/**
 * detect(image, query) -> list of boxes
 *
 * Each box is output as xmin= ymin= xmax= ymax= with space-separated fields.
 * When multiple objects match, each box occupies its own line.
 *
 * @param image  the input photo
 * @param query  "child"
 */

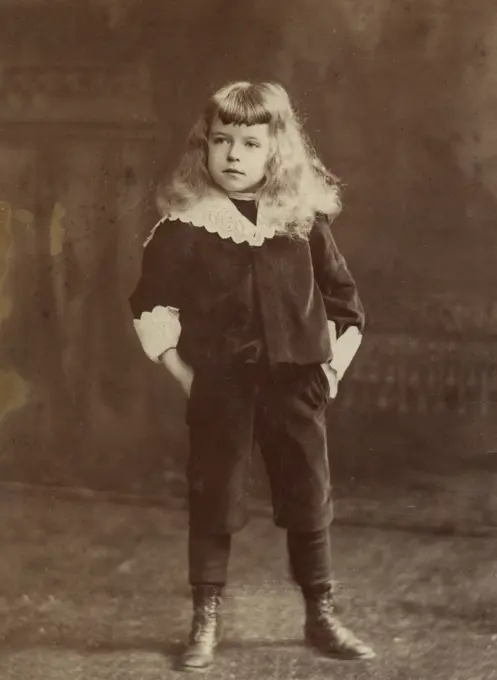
xmin=129 ymin=81 xmax=375 ymax=671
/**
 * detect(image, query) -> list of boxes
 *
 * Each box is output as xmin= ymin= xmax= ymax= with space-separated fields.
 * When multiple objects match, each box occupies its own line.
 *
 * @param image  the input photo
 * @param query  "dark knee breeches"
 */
xmin=186 ymin=363 xmax=333 ymax=535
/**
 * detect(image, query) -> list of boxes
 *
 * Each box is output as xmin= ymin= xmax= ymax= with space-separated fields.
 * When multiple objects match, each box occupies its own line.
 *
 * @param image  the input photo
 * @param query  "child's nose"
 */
xmin=227 ymin=144 xmax=241 ymax=161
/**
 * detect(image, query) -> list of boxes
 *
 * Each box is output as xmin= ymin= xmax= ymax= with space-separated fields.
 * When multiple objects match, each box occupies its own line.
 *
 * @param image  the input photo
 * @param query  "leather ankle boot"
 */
xmin=179 ymin=585 xmax=223 ymax=672
xmin=304 ymin=583 xmax=375 ymax=660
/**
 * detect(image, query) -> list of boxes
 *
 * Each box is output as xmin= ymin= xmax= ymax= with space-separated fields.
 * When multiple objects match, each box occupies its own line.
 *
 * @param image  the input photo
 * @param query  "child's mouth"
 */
xmin=224 ymin=169 xmax=245 ymax=175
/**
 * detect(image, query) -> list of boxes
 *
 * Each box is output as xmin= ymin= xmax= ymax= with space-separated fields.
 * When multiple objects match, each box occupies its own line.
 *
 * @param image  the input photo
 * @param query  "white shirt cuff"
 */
xmin=133 ymin=306 xmax=181 ymax=363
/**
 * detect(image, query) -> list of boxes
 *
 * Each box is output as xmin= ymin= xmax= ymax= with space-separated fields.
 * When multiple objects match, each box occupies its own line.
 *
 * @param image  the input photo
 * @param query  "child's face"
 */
xmin=207 ymin=117 xmax=270 ymax=194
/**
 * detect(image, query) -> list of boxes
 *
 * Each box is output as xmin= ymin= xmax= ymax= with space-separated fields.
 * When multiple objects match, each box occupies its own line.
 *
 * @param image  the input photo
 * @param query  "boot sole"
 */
xmin=305 ymin=633 xmax=376 ymax=661
xmin=179 ymin=663 xmax=213 ymax=673
xmin=177 ymin=650 xmax=216 ymax=674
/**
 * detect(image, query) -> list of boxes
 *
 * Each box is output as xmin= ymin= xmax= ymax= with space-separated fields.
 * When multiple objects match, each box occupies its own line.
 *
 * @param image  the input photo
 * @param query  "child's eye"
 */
xmin=212 ymin=137 xmax=227 ymax=145
xmin=245 ymin=141 xmax=260 ymax=149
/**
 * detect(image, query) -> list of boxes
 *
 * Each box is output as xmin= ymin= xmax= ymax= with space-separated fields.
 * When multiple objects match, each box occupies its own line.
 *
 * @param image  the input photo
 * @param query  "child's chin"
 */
xmin=217 ymin=178 xmax=254 ymax=193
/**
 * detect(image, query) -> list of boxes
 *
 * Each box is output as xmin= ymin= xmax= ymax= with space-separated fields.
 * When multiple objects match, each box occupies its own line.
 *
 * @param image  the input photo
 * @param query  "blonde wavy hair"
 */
xmin=157 ymin=81 xmax=342 ymax=239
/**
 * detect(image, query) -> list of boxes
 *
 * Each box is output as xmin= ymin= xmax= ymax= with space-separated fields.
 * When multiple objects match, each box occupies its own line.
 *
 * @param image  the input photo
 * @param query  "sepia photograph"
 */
xmin=0 ymin=1 xmax=496 ymax=678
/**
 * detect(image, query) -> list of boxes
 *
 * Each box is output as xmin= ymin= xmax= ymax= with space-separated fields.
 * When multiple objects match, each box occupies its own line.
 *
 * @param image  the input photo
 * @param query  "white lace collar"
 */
xmin=156 ymin=189 xmax=277 ymax=247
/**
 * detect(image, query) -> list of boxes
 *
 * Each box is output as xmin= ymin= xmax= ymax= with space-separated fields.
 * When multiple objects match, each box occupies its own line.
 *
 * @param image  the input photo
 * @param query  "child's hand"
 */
xmin=320 ymin=362 xmax=339 ymax=399
xmin=161 ymin=349 xmax=194 ymax=396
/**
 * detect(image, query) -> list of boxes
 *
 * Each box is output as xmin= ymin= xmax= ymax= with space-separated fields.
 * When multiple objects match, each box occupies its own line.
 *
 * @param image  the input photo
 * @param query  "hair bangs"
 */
xmin=215 ymin=86 xmax=271 ymax=126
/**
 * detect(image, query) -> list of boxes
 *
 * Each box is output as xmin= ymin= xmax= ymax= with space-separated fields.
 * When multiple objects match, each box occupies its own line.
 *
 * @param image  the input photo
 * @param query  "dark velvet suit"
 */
xmin=129 ymin=199 xmax=364 ymax=534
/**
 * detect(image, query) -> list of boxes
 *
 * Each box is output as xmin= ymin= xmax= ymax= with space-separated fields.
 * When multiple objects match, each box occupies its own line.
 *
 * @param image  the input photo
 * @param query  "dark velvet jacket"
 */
xmin=128 ymin=199 xmax=365 ymax=370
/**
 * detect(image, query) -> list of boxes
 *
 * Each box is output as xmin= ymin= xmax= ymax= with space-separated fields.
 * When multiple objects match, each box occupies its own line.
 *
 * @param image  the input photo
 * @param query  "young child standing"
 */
xmin=129 ymin=81 xmax=375 ymax=671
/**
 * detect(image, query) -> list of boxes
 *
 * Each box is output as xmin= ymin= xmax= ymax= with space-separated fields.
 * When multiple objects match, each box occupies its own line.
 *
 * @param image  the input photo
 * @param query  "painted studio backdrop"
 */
xmin=1 ymin=0 xmax=497 ymax=522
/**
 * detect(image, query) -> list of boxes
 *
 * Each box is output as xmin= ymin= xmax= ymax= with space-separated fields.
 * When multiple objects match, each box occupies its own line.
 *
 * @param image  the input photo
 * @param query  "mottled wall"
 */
xmin=1 ymin=0 xmax=497 ymax=501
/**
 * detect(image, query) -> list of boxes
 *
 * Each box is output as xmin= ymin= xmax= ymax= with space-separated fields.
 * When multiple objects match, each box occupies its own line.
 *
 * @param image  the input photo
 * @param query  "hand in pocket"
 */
xmin=320 ymin=362 xmax=339 ymax=399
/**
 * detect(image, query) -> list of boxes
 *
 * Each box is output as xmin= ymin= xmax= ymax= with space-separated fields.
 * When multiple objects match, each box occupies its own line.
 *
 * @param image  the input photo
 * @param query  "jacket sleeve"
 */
xmin=309 ymin=214 xmax=365 ymax=338
xmin=129 ymin=218 xmax=192 ymax=316
xmin=128 ymin=218 xmax=193 ymax=362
